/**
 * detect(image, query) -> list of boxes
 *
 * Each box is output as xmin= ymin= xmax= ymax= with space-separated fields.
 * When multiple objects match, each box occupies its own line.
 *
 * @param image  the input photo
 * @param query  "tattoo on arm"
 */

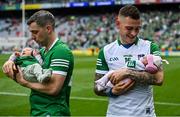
xmin=126 ymin=69 xmax=157 ymax=85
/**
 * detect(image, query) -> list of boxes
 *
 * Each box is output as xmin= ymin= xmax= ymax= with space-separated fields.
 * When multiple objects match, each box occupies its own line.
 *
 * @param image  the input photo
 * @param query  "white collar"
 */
xmin=47 ymin=37 xmax=59 ymax=51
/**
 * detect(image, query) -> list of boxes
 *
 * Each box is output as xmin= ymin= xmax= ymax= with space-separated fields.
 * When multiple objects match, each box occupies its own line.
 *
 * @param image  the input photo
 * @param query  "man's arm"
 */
xmin=126 ymin=68 xmax=164 ymax=86
xmin=109 ymin=67 xmax=164 ymax=86
xmin=2 ymin=60 xmax=64 ymax=96
xmin=15 ymin=67 xmax=65 ymax=96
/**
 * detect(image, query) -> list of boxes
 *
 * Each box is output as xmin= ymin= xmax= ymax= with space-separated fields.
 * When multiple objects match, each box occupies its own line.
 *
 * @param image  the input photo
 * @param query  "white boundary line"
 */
xmin=0 ymin=92 xmax=28 ymax=96
xmin=1 ymin=92 xmax=180 ymax=106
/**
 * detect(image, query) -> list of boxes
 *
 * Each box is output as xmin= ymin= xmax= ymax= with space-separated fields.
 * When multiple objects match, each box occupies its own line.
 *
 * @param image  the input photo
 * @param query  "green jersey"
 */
xmin=30 ymin=38 xmax=74 ymax=116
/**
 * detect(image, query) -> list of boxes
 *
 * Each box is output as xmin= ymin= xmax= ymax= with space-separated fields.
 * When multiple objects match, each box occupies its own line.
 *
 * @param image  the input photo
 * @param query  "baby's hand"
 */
xmin=141 ymin=56 xmax=148 ymax=65
xmin=32 ymin=49 xmax=40 ymax=56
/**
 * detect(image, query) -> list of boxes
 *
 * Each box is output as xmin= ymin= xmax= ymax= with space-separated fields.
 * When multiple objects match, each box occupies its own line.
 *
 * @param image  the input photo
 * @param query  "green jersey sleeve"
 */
xmin=150 ymin=42 xmax=161 ymax=56
xmin=96 ymin=48 xmax=109 ymax=74
xmin=50 ymin=47 xmax=73 ymax=76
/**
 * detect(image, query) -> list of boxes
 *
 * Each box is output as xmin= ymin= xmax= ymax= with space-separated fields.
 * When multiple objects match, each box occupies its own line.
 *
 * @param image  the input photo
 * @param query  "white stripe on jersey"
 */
xmin=153 ymin=51 xmax=161 ymax=55
xmin=97 ymin=59 xmax=102 ymax=66
xmin=97 ymin=61 xmax=102 ymax=64
xmin=96 ymin=63 xmax=102 ymax=66
xmin=51 ymin=64 xmax=69 ymax=68
xmin=51 ymin=59 xmax=70 ymax=67
xmin=53 ymin=70 xmax=67 ymax=76
xmin=95 ymin=70 xmax=108 ymax=74
xmin=52 ymin=61 xmax=69 ymax=65
xmin=51 ymin=59 xmax=69 ymax=63
xmin=97 ymin=60 xmax=102 ymax=63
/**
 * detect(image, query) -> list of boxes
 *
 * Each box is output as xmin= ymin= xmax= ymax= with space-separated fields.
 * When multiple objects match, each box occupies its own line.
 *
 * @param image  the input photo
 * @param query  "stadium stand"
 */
xmin=0 ymin=1 xmax=179 ymax=53
xmin=0 ymin=0 xmax=21 ymax=5
xmin=25 ymin=0 xmax=114 ymax=4
xmin=0 ymin=10 xmax=179 ymax=51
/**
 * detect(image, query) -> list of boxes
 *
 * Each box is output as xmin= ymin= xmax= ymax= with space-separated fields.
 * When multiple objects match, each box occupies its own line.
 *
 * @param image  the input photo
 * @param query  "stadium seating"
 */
xmin=0 ymin=10 xmax=179 ymax=52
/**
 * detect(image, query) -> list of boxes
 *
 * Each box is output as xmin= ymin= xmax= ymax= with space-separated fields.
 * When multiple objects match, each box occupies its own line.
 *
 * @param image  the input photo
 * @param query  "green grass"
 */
xmin=0 ymin=55 xmax=180 ymax=116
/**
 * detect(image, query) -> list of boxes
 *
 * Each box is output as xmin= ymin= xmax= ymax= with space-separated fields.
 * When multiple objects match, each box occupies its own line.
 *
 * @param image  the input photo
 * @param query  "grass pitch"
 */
xmin=0 ymin=54 xmax=180 ymax=116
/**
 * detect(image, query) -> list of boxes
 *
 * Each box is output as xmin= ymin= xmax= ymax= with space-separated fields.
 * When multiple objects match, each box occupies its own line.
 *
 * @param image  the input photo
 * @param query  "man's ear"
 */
xmin=46 ymin=25 xmax=53 ymax=34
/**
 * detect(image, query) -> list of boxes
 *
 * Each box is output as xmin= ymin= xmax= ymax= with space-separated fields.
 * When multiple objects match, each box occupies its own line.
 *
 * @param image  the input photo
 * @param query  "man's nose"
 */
xmin=131 ymin=30 xmax=138 ymax=37
xmin=31 ymin=34 xmax=36 ymax=40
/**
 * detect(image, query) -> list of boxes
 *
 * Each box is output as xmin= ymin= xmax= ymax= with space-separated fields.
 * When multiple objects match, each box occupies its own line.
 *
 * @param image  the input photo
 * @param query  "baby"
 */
xmin=9 ymin=47 xmax=52 ymax=83
xmin=95 ymin=54 xmax=169 ymax=91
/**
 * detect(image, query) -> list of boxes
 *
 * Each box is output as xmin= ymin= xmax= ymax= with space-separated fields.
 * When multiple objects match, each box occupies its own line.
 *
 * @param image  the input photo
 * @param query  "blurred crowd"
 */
xmin=0 ymin=0 xmax=116 ymax=5
xmin=26 ymin=0 xmax=113 ymax=4
xmin=0 ymin=10 xmax=179 ymax=52
xmin=0 ymin=0 xmax=21 ymax=5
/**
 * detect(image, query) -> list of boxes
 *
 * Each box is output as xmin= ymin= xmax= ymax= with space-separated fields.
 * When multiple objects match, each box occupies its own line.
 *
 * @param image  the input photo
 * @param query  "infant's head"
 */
xmin=21 ymin=47 xmax=33 ymax=56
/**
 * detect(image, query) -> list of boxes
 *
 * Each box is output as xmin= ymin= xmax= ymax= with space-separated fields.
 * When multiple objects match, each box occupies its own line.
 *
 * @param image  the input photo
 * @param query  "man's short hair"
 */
xmin=118 ymin=5 xmax=140 ymax=19
xmin=27 ymin=10 xmax=55 ymax=30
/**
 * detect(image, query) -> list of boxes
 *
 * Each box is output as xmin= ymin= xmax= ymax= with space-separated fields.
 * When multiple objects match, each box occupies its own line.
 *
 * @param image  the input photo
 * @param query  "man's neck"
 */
xmin=45 ymin=33 xmax=56 ymax=51
xmin=120 ymin=39 xmax=134 ymax=45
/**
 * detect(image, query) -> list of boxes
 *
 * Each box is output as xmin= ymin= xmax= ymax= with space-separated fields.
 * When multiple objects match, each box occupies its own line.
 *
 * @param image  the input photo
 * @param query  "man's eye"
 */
xmin=126 ymin=27 xmax=133 ymax=31
xmin=135 ymin=27 xmax=141 ymax=31
xmin=32 ymin=31 xmax=38 ymax=34
xmin=126 ymin=27 xmax=141 ymax=31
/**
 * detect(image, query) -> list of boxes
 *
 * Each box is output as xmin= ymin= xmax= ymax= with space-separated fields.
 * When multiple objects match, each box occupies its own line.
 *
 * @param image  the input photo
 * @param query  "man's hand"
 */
xmin=2 ymin=60 xmax=17 ymax=79
xmin=108 ymin=68 xmax=128 ymax=85
xmin=15 ymin=66 xmax=28 ymax=87
xmin=112 ymin=78 xmax=135 ymax=95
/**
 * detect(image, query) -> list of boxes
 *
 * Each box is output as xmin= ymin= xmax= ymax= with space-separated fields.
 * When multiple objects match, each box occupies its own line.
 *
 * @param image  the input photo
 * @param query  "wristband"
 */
xmin=105 ymin=87 xmax=119 ymax=98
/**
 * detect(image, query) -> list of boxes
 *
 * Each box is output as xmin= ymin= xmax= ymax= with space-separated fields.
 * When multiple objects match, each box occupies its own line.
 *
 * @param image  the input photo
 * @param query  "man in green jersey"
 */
xmin=94 ymin=5 xmax=164 ymax=116
xmin=2 ymin=10 xmax=74 ymax=116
